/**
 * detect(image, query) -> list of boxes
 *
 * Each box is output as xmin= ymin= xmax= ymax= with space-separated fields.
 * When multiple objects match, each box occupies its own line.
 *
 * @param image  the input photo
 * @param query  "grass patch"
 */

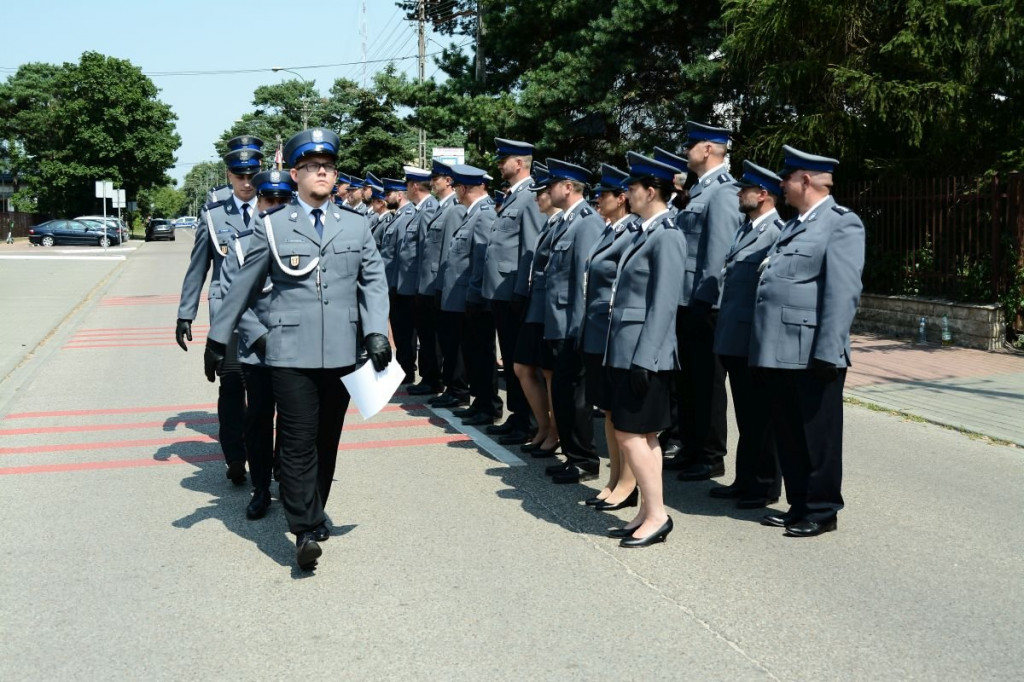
xmin=843 ymin=395 xmax=1019 ymax=447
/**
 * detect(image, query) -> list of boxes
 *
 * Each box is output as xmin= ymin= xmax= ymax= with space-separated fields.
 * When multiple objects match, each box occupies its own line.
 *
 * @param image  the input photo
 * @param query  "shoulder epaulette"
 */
xmin=832 ymin=205 xmax=851 ymax=215
xmin=774 ymin=218 xmax=786 ymax=228
xmin=717 ymin=174 xmax=731 ymax=184
xmin=336 ymin=203 xmax=363 ymax=216
xmin=579 ymin=205 xmax=594 ymax=217
xmin=203 ymin=198 xmax=229 ymax=211
xmin=259 ymin=204 xmax=288 ymax=219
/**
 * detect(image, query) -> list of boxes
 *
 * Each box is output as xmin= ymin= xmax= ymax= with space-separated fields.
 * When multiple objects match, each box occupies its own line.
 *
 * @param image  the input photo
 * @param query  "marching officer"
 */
xmin=176 ymin=140 xmax=264 ymax=485
xmin=482 ymin=138 xmax=544 ymax=444
xmin=710 ymin=160 xmax=784 ymax=509
xmin=204 ymin=128 xmax=392 ymax=569
xmin=383 ymin=173 xmax=420 ymax=384
xmin=671 ymin=122 xmax=742 ymax=482
xmin=750 ymin=145 xmax=865 ymax=537
xmin=206 ymin=135 xmax=262 ymax=203
xmin=542 ymin=158 xmax=604 ymax=484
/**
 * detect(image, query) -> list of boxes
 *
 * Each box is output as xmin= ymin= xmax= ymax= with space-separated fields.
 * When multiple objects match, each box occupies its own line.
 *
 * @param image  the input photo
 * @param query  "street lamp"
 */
xmin=272 ymin=66 xmax=312 ymax=129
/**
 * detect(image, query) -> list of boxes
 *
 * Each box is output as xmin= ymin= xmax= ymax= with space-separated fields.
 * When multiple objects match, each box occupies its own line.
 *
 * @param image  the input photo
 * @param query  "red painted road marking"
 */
xmin=3 ymin=402 xmax=422 ymax=421
xmin=0 ymin=417 xmax=220 ymax=437
xmin=0 ymin=434 xmax=473 ymax=475
xmin=0 ymin=415 xmax=440 ymax=455
xmin=65 ymin=340 xmax=207 ymax=350
xmin=75 ymin=326 xmax=210 ymax=334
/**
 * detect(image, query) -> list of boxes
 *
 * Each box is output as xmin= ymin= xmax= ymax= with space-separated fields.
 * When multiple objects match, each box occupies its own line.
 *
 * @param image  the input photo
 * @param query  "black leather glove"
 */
xmin=251 ymin=334 xmax=267 ymax=357
xmin=175 ymin=319 xmax=193 ymax=351
xmin=364 ymin=333 xmax=392 ymax=372
xmin=811 ymin=358 xmax=839 ymax=384
xmin=629 ymin=365 xmax=651 ymax=399
xmin=204 ymin=339 xmax=226 ymax=383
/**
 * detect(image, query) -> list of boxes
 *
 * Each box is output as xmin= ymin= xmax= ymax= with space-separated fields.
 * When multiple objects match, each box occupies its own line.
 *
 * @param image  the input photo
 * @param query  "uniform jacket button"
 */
xmin=322 ymin=283 xmax=328 ymax=289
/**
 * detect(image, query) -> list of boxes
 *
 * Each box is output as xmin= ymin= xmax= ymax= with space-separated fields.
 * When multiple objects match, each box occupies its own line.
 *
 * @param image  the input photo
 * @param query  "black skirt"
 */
xmin=583 ymin=352 xmax=612 ymax=411
xmin=608 ymin=366 xmax=674 ymax=434
xmin=513 ymin=322 xmax=554 ymax=370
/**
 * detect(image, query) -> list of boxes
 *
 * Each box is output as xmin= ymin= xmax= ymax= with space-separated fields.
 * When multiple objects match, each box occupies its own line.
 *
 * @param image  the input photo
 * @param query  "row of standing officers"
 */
xmin=176 ymin=122 xmax=865 ymax=569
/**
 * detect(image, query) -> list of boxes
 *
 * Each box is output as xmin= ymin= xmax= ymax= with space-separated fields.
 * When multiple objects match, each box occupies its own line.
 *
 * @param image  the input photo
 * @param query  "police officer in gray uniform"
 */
xmin=204 ymin=128 xmax=392 ymax=569
xmin=366 ymin=173 xmax=390 ymax=243
xmin=176 ymin=141 xmax=264 ymax=485
xmin=397 ymin=166 xmax=439 ymax=391
xmin=750 ymin=146 xmax=865 ymax=538
xmin=671 ymin=122 xmax=743 ymax=482
xmin=345 ymin=175 xmax=369 ymax=215
xmin=380 ymin=176 xmax=418 ymax=382
xmin=542 ymin=158 xmax=605 ymax=484
xmin=710 ymin=160 xmax=784 ymax=509
xmin=482 ymin=138 xmax=545 ymax=442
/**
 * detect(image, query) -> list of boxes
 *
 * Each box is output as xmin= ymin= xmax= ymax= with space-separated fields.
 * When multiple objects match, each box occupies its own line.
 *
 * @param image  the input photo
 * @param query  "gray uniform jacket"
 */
xmin=177 ymin=198 xmax=245 ymax=323
xmin=397 ymin=195 xmax=438 ymax=296
xmin=712 ymin=211 xmax=784 ymax=358
xmin=524 ymin=211 xmax=562 ymax=325
xmin=208 ymin=199 xmax=389 ymax=369
xmin=482 ymin=179 xmax=544 ymax=301
xmin=440 ymin=198 xmax=495 ymax=312
xmin=675 ymin=168 xmax=742 ymax=307
xmin=381 ymin=202 xmax=415 ymax=290
xmin=216 ymin=216 xmax=275 ymax=366
xmin=371 ymin=210 xmax=391 ymax=247
xmin=748 ymin=196 xmax=865 ymax=369
xmin=466 ymin=198 xmax=497 ymax=306
xmin=543 ymin=202 xmax=604 ymax=341
xmin=432 ymin=200 xmax=468 ymax=295
xmin=604 ymin=214 xmax=687 ymax=371
xmin=417 ymin=194 xmax=457 ymax=295
xmin=578 ymin=216 xmax=638 ymax=355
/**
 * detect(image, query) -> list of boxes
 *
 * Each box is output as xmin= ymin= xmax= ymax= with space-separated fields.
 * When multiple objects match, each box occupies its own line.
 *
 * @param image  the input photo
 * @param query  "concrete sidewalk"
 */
xmin=846 ymin=334 xmax=1024 ymax=446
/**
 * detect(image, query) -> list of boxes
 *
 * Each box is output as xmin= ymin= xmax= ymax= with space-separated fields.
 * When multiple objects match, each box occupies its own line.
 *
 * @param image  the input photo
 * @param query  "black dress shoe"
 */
xmin=761 ymin=512 xmax=799 ymax=528
xmin=462 ymin=413 xmax=495 ymax=426
xmin=520 ymin=442 xmax=541 ymax=453
xmin=545 ymin=460 xmax=571 ymax=475
xmin=295 ymin=532 xmax=322 ymax=569
xmin=662 ymin=454 xmax=693 ymax=471
xmin=402 ymin=372 xmax=416 ymax=385
xmin=594 ymin=487 xmax=639 ymax=511
xmin=661 ymin=441 xmax=682 ymax=459
xmin=485 ymin=421 xmax=516 ymax=435
xmin=709 ymin=483 xmax=743 ymax=499
xmin=451 ymin=406 xmax=478 ymax=418
xmin=313 ymin=522 xmax=330 ymax=542
xmin=676 ymin=459 xmax=725 ymax=481
xmin=497 ymin=429 xmax=531 ymax=445
xmin=246 ymin=489 xmax=271 ymax=519
xmin=551 ymin=463 xmax=599 ymax=484
xmin=226 ymin=460 xmax=247 ymax=485
xmin=607 ymin=526 xmax=640 ymax=538
xmin=620 ymin=517 xmax=673 ymax=548
xmin=736 ymin=496 xmax=779 ymax=510
xmin=784 ymin=518 xmax=837 ymax=537
xmin=407 ymin=381 xmax=442 ymax=396
xmin=531 ymin=442 xmax=560 ymax=458
xmin=431 ymin=393 xmax=467 ymax=408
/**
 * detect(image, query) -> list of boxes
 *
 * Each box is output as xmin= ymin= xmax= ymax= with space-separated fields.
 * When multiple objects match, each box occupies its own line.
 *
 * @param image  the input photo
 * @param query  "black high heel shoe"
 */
xmin=530 ymin=442 xmax=560 ymax=458
xmin=594 ymin=487 xmax=639 ymax=511
xmin=607 ymin=525 xmax=641 ymax=538
xmin=619 ymin=517 xmax=673 ymax=548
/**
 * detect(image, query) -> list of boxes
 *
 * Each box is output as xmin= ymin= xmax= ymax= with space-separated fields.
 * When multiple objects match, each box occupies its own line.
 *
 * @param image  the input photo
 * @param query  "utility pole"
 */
xmin=361 ymin=0 xmax=368 ymax=89
xmin=418 ymin=0 xmax=427 ymax=169
xmin=475 ymin=1 xmax=486 ymax=84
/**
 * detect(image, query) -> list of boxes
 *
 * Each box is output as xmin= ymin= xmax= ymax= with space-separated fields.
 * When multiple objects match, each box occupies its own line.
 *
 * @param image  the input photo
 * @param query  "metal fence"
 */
xmin=836 ymin=172 xmax=1024 ymax=305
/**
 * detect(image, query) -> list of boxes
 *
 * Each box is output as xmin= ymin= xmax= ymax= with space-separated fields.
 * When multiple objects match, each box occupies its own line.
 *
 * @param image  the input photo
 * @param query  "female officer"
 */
xmin=603 ymin=152 xmax=686 ymax=547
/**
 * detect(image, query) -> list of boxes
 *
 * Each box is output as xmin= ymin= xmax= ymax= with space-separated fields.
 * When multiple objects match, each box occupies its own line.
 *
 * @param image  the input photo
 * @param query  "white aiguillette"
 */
xmin=340 ymin=359 xmax=407 ymax=419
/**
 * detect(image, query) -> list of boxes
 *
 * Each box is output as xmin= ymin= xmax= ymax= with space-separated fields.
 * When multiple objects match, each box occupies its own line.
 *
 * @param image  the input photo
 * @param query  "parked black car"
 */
xmin=28 ymin=219 xmax=122 ymax=247
xmin=145 ymin=218 xmax=175 ymax=241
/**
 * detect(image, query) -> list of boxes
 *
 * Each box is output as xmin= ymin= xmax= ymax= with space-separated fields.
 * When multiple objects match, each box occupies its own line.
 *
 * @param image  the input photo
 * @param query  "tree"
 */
xmin=180 ymin=160 xmax=227 ymax=215
xmin=137 ymin=185 xmax=185 ymax=218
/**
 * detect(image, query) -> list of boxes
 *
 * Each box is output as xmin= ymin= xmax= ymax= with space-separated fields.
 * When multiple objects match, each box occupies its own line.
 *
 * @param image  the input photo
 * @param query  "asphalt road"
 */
xmin=0 ymin=232 xmax=1021 ymax=680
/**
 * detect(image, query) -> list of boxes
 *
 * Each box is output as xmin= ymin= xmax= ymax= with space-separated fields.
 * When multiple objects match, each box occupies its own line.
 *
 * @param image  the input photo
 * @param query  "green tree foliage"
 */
xmin=180 ymin=160 xmax=227 ymax=215
xmin=137 ymin=185 xmax=186 ymax=218
xmin=0 ymin=52 xmax=180 ymax=216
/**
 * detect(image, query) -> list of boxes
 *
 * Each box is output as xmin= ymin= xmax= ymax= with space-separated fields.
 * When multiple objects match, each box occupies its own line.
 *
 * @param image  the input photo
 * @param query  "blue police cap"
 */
xmin=448 ymin=164 xmax=488 ymax=186
xmin=779 ymin=145 xmax=839 ymax=176
xmin=625 ymin=151 xmax=678 ymax=183
xmin=430 ymin=159 xmax=454 ymax=177
xmin=494 ymin=137 xmax=535 ymax=159
xmin=546 ymin=158 xmax=591 ymax=185
xmin=404 ymin=165 xmax=431 ymax=183
xmin=335 ymin=172 xmax=352 ymax=186
xmin=365 ymin=171 xmax=383 ymax=189
xmin=223 ymin=148 xmax=263 ymax=175
xmin=252 ymin=169 xmax=295 ymax=198
xmin=226 ymin=135 xmax=264 ymax=151
xmin=684 ymin=121 xmax=731 ymax=147
xmin=736 ymin=159 xmax=783 ymax=195
xmin=283 ymin=128 xmax=340 ymax=166
xmin=528 ymin=163 xmax=550 ymax=192
xmin=347 ymin=175 xmax=364 ymax=189
xmin=371 ymin=187 xmax=386 ymax=201
xmin=653 ymin=146 xmax=688 ymax=173
xmin=593 ymin=163 xmax=629 ymax=194
xmin=382 ymin=177 xmax=407 ymax=192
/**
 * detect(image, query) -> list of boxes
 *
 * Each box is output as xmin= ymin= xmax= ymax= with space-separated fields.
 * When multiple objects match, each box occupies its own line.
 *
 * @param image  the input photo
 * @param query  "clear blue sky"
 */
xmin=0 ymin=0 xmax=461 ymax=184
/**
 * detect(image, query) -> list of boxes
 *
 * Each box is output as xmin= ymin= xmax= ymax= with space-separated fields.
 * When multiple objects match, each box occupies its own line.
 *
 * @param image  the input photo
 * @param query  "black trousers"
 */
xmin=491 ymin=299 xmax=530 ymax=429
xmin=675 ymin=307 xmax=728 ymax=463
xmin=548 ymin=340 xmax=596 ymax=464
xmin=435 ymin=308 xmax=470 ymax=399
xmin=241 ymin=363 xmax=276 ymax=493
xmin=270 ymin=366 xmax=353 ymax=534
xmin=389 ymin=291 xmax=417 ymax=376
xmin=766 ymin=368 xmax=846 ymax=523
xmin=463 ymin=309 xmax=502 ymax=417
xmin=217 ymin=331 xmax=247 ymax=465
xmin=719 ymin=355 xmax=780 ymax=499
xmin=413 ymin=294 xmax=442 ymax=386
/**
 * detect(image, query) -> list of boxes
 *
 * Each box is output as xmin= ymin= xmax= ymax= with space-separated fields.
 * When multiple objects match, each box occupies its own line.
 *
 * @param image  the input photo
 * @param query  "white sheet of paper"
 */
xmin=340 ymin=360 xmax=406 ymax=419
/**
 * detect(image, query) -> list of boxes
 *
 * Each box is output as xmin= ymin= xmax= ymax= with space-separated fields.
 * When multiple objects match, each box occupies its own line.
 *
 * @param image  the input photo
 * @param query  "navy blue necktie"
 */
xmin=311 ymin=208 xmax=323 ymax=238
xmin=242 ymin=203 xmax=251 ymax=227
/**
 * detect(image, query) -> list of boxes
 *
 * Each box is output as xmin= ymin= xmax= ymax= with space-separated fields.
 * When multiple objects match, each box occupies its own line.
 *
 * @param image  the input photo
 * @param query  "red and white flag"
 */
xmin=274 ymin=145 xmax=284 ymax=170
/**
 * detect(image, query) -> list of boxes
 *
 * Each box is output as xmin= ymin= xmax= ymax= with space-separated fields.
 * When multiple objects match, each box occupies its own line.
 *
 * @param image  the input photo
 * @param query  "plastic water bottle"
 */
xmin=941 ymin=315 xmax=952 ymax=346
xmin=917 ymin=317 xmax=927 ymax=344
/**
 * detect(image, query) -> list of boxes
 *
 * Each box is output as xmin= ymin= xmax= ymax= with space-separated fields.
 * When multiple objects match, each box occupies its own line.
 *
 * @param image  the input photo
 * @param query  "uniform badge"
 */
xmin=311 ymin=129 xmax=324 ymax=142
xmin=290 ymin=255 xmax=300 ymax=267
xmin=220 ymin=244 xmax=229 ymax=255
xmin=290 ymin=212 xmax=298 ymax=219
xmin=758 ymin=224 xmax=766 ymax=233
xmin=270 ymin=170 xmax=281 ymax=183
xmin=239 ymin=150 xmax=251 ymax=161
xmin=333 ymin=213 xmax=340 ymax=220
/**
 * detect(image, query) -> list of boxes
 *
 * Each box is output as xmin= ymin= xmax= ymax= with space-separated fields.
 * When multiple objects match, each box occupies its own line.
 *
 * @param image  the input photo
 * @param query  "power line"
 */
xmin=140 ymin=51 xmax=446 ymax=78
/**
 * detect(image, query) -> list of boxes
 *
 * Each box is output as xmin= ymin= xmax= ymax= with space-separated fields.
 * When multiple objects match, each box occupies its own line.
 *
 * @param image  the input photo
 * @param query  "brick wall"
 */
xmin=853 ymin=294 xmax=1005 ymax=350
